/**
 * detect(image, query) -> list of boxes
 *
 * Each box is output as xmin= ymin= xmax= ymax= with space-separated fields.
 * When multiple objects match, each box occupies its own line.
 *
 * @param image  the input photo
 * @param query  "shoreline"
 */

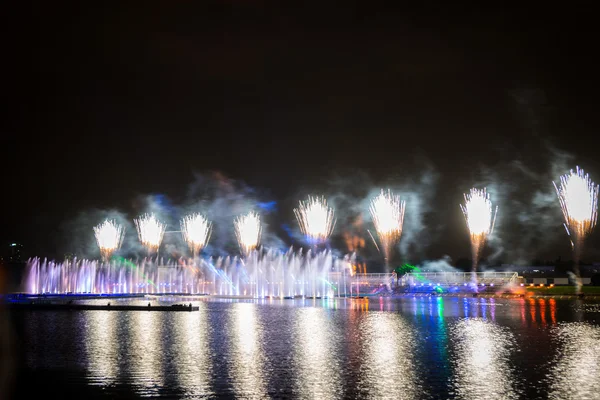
xmin=387 ymin=293 xmax=600 ymax=299
xmin=4 ymin=292 xmax=600 ymax=302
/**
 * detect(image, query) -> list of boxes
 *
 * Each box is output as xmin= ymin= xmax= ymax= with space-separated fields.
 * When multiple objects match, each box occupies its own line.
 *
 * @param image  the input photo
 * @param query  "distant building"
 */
xmin=8 ymin=243 xmax=23 ymax=263
xmin=1 ymin=243 xmax=26 ymax=292
xmin=496 ymin=264 xmax=555 ymax=274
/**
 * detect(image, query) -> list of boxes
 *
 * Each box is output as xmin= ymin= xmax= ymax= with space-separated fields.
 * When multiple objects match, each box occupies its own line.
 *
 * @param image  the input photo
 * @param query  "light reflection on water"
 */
xmin=129 ymin=311 xmax=164 ymax=395
xmin=171 ymin=305 xmax=212 ymax=398
xmin=548 ymin=322 xmax=600 ymax=400
xmin=10 ymin=296 xmax=600 ymax=399
xmin=449 ymin=318 xmax=520 ymax=399
xmin=360 ymin=312 xmax=420 ymax=399
xmin=293 ymin=307 xmax=343 ymax=399
xmin=84 ymin=310 xmax=118 ymax=386
xmin=230 ymin=303 xmax=268 ymax=399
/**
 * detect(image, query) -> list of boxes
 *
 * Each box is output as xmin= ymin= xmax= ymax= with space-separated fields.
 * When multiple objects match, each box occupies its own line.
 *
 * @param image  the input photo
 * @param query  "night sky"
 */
xmin=3 ymin=4 xmax=599 ymax=268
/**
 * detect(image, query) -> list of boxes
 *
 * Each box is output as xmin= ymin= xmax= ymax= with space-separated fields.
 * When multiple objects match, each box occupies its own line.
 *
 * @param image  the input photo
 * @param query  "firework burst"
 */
xmin=369 ymin=189 xmax=405 ymax=264
xmin=234 ymin=211 xmax=262 ymax=254
xmin=460 ymin=188 xmax=498 ymax=270
xmin=181 ymin=213 xmax=212 ymax=256
xmin=294 ymin=196 xmax=336 ymax=243
xmin=134 ymin=213 xmax=166 ymax=254
xmin=93 ymin=220 xmax=124 ymax=261
xmin=554 ymin=166 xmax=599 ymax=246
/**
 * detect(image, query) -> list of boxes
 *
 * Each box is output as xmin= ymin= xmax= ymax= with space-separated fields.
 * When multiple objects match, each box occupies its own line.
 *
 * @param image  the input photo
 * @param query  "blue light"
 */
xmin=258 ymin=201 xmax=277 ymax=212
xmin=281 ymin=224 xmax=294 ymax=238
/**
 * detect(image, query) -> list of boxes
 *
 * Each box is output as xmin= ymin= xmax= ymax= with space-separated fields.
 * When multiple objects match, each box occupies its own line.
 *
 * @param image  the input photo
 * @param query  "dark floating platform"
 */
xmin=6 ymin=302 xmax=199 ymax=312
xmin=6 ymin=293 xmax=208 ymax=300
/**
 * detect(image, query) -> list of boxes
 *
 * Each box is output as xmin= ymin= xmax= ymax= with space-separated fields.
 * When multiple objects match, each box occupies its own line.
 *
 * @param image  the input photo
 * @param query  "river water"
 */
xmin=5 ymin=296 xmax=600 ymax=399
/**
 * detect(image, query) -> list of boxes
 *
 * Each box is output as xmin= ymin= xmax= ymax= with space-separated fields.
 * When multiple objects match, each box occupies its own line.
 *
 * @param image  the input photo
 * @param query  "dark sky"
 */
xmin=2 ymin=3 xmax=599 ymax=266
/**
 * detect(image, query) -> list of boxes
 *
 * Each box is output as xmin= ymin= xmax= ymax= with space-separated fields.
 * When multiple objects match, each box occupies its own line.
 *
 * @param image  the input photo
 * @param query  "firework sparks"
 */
xmin=94 ymin=220 xmax=124 ymax=261
xmin=294 ymin=196 xmax=335 ymax=243
xmin=134 ymin=213 xmax=166 ymax=253
xmin=369 ymin=189 xmax=405 ymax=263
xmin=181 ymin=213 xmax=212 ymax=256
xmin=554 ymin=166 xmax=599 ymax=245
xmin=460 ymin=188 xmax=498 ymax=270
xmin=234 ymin=211 xmax=262 ymax=254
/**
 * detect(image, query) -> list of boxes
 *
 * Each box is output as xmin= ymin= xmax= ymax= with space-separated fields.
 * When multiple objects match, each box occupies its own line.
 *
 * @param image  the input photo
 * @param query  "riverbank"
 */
xmin=384 ymin=286 xmax=600 ymax=299
xmin=387 ymin=293 xmax=600 ymax=299
xmin=524 ymin=286 xmax=600 ymax=295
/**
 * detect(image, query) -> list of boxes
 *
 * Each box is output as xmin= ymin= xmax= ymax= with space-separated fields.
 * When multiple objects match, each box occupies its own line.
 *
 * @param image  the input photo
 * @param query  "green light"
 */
xmin=113 ymin=256 xmax=157 ymax=288
xmin=395 ymin=263 xmax=426 ymax=282
xmin=321 ymin=278 xmax=337 ymax=291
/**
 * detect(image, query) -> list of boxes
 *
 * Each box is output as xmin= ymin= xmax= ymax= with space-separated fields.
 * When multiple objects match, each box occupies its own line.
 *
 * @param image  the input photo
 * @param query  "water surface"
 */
xmin=6 ymin=296 xmax=600 ymax=399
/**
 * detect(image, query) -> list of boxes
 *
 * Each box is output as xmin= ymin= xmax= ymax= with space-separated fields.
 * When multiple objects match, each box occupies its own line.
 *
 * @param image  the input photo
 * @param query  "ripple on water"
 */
xmin=547 ymin=322 xmax=600 ymax=400
xmin=449 ymin=318 xmax=521 ymax=400
xmin=11 ymin=297 xmax=600 ymax=399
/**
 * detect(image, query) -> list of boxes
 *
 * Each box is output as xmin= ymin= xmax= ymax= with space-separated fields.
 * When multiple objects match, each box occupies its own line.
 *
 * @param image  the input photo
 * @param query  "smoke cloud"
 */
xmin=419 ymin=255 xmax=459 ymax=272
xmin=319 ymin=157 xmax=441 ymax=269
xmin=58 ymin=208 xmax=137 ymax=259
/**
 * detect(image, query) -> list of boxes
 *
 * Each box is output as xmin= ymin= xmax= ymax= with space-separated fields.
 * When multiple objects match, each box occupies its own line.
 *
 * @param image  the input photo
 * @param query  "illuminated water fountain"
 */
xmin=23 ymin=249 xmax=356 ymax=298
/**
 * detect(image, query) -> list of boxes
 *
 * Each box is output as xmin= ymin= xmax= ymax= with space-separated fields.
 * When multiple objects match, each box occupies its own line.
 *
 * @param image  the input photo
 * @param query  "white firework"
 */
xmin=134 ymin=213 xmax=166 ymax=253
xmin=294 ymin=196 xmax=335 ymax=243
xmin=234 ymin=211 xmax=262 ymax=254
xmin=369 ymin=189 xmax=405 ymax=261
xmin=554 ymin=166 xmax=599 ymax=242
xmin=181 ymin=213 xmax=212 ymax=256
xmin=460 ymin=188 xmax=498 ymax=269
xmin=93 ymin=220 xmax=124 ymax=261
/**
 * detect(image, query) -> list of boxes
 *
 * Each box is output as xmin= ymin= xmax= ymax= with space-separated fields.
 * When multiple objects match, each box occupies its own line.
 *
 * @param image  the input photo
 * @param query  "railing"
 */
xmin=331 ymin=273 xmax=394 ymax=284
xmin=401 ymin=272 xmax=519 ymax=286
xmin=325 ymin=272 xmax=395 ymax=296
